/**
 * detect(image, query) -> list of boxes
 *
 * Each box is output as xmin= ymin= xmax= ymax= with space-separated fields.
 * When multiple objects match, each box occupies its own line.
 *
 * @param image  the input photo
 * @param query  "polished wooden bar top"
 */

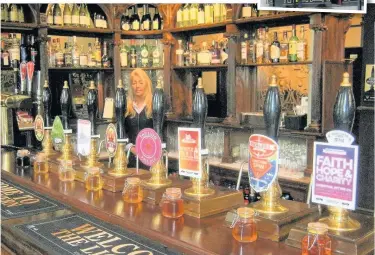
xmin=1 ymin=150 xmax=301 ymax=255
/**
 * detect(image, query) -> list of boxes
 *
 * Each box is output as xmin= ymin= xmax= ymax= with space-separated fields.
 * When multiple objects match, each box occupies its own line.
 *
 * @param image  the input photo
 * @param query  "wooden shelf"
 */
xmin=49 ymin=67 xmax=113 ymax=72
xmin=1 ymin=22 xmax=38 ymax=32
xmin=238 ymin=61 xmax=313 ymax=67
xmin=167 ymin=21 xmax=230 ymax=35
xmin=121 ymin=29 xmax=164 ymax=37
xmin=47 ymin=25 xmax=113 ymax=36
xmin=235 ymin=12 xmax=311 ymax=26
xmin=173 ymin=64 xmax=227 ymax=70
xmin=121 ymin=67 xmax=163 ymax=71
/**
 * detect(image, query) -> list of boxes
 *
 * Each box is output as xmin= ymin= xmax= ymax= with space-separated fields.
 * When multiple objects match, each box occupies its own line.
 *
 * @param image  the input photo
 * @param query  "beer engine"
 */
xmin=41 ymin=80 xmax=56 ymax=156
xmin=57 ymin=81 xmax=76 ymax=163
xmin=286 ymin=73 xmax=374 ymax=254
xmin=182 ymin=78 xmax=243 ymax=218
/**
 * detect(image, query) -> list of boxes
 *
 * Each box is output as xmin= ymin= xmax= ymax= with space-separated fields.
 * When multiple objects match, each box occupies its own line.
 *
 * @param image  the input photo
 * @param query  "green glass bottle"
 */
xmin=71 ymin=3 xmax=79 ymax=27
xmin=85 ymin=4 xmax=91 ymax=28
xmin=2 ymin=4 xmax=9 ymax=22
xmin=53 ymin=4 xmax=63 ymax=26
xmin=288 ymin=24 xmax=298 ymax=62
xmin=63 ymin=4 xmax=72 ymax=26
xmin=9 ymin=4 xmax=18 ymax=23
xmin=46 ymin=5 xmax=53 ymax=25
xmin=18 ymin=5 xmax=24 ymax=23
xmin=79 ymin=4 xmax=87 ymax=27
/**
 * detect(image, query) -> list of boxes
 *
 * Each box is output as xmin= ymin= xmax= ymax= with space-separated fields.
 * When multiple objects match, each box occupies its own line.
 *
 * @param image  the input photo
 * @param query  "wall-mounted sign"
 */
xmin=34 ymin=115 xmax=44 ymax=142
xmin=51 ymin=116 xmax=64 ymax=151
xmin=178 ymin=127 xmax=201 ymax=178
xmin=312 ymin=142 xmax=359 ymax=210
xmin=77 ymin=119 xmax=91 ymax=156
xmin=364 ymin=64 xmax=375 ymax=102
xmin=105 ymin=124 xmax=117 ymax=158
xmin=136 ymin=128 xmax=162 ymax=167
xmin=248 ymin=134 xmax=279 ymax=193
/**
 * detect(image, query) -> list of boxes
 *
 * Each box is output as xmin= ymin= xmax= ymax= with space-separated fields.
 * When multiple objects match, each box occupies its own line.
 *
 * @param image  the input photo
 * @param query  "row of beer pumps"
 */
xmin=35 ymin=71 xmax=373 ymax=253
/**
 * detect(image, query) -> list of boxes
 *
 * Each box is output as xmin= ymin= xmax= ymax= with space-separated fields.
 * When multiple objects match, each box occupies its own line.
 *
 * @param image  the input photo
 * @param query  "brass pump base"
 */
xmin=108 ymin=142 xmax=128 ymax=177
xmin=184 ymin=159 xmax=215 ymax=198
xmin=57 ymin=132 xmax=76 ymax=162
xmin=144 ymin=159 xmax=172 ymax=188
xmin=252 ymin=180 xmax=289 ymax=214
xmin=42 ymin=128 xmax=56 ymax=156
xmin=81 ymin=137 xmax=103 ymax=169
xmin=319 ymin=206 xmax=361 ymax=232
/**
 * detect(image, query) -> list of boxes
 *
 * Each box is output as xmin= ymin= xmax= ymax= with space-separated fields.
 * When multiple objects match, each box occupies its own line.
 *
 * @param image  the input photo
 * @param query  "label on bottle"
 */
xmin=198 ymin=11 xmax=205 ymax=24
xmin=131 ymin=56 xmax=136 ymax=67
xmin=256 ymin=43 xmax=263 ymax=59
xmin=79 ymin=55 xmax=88 ymax=66
xmin=152 ymin=20 xmax=159 ymax=30
xmin=54 ymin=16 xmax=63 ymax=25
xmin=270 ymin=45 xmax=280 ymax=59
xmin=56 ymin=52 xmax=64 ymax=66
xmin=9 ymin=47 xmax=20 ymax=61
xmin=72 ymin=15 xmax=79 ymax=25
xmin=132 ymin=20 xmax=139 ymax=30
xmin=289 ymin=41 xmax=297 ymax=55
xmin=63 ymin=15 xmax=72 ymax=25
xmin=242 ymin=7 xmax=252 ymax=18
xmin=72 ymin=54 xmax=79 ymax=66
xmin=10 ymin=11 xmax=18 ymax=22
xmin=280 ymin=43 xmax=288 ymax=60
xmin=141 ymin=49 xmax=149 ymax=58
xmin=241 ymin=42 xmax=247 ymax=60
xmin=297 ymin=42 xmax=305 ymax=61
xmin=64 ymin=54 xmax=72 ymax=65
xmin=120 ymin=52 xmax=127 ymax=67
xmin=47 ymin=15 xmax=53 ymax=24
xmin=80 ymin=16 xmax=87 ymax=26
xmin=143 ymin=20 xmax=150 ymax=30
xmin=122 ymin=23 xmax=130 ymax=31
xmin=3 ymin=53 xmax=9 ymax=66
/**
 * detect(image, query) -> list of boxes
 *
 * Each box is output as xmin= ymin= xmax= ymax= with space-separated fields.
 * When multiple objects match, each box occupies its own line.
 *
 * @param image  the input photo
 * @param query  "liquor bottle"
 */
xmin=183 ymin=4 xmax=190 ymax=27
xmin=213 ymin=3 xmax=221 ymax=23
xmin=87 ymin=43 xmax=95 ymax=67
xmin=9 ymin=34 xmax=20 ymax=68
xmin=263 ymin=27 xmax=271 ymax=64
xmin=102 ymin=41 xmax=110 ymax=67
xmin=212 ymin=41 xmax=221 ymax=64
xmin=94 ymin=38 xmax=101 ymax=67
xmin=85 ymin=4 xmax=91 ymax=28
xmin=197 ymin=41 xmax=211 ymax=65
xmin=270 ymin=32 xmax=280 ymax=63
xmin=248 ymin=32 xmax=256 ymax=63
xmin=242 ymin=4 xmax=252 ymax=18
xmin=18 ymin=5 xmax=24 ymax=23
xmin=48 ymin=38 xmax=55 ymax=67
xmin=204 ymin=4 xmax=213 ymax=24
xmin=71 ymin=3 xmax=80 ymax=27
xmin=288 ymin=24 xmax=298 ymax=62
xmin=46 ymin=6 xmax=53 ymax=25
xmin=152 ymin=8 xmax=161 ymax=30
xmin=176 ymin=5 xmax=183 ymax=28
xmin=79 ymin=46 xmax=87 ymax=67
xmin=130 ymin=40 xmax=137 ymax=68
xmin=55 ymin=39 xmax=64 ymax=67
xmin=20 ymin=34 xmax=28 ymax=64
xmin=221 ymin=4 xmax=227 ymax=22
xmin=79 ymin=4 xmax=87 ymax=27
xmin=141 ymin=5 xmax=151 ymax=31
xmin=189 ymin=42 xmax=196 ymax=66
xmin=72 ymin=36 xmax=80 ymax=67
xmin=131 ymin=5 xmax=140 ymax=30
xmin=190 ymin=4 xmax=198 ymax=26
xmin=256 ymin=29 xmax=264 ymax=64
xmin=53 ymin=3 xmax=63 ymax=26
xmin=197 ymin=4 xmax=205 ymax=25
xmin=9 ymin=4 xmax=18 ymax=23
xmin=241 ymin=33 xmax=248 ymax=65
xmin=183 ymin=41 xmax=190 ymax=66
xmin=120 ymin=42 xmax=128 ymax=67
xmin=63 ymin=4 xmax=72 ymax=26
xmin=152 ymin=40 xmax=161 ymax=67
xmin=280 ymin=31 xmax=288 ymax=63
xmin=1 ymin=40 xmax=10 ymax=68
xmin=1 ymin=4 xmax=9 ymax=22
xmin=297 ymin=26 xmax=307 ymax=61
xmin=64 ymin=42 xmax=72 ymax=67
xmin=176 ymin=40 xmax=184 ymax=67
xmin=140 ymin=39 xmax=149 ymax=68
xmin=121 ymin=9 xmax=131 ymax=31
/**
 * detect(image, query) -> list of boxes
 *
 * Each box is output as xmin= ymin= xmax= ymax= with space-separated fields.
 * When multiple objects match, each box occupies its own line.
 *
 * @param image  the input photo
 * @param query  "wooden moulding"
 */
xmin=141 ymin=177 xmax=193 ymax=205
xmin=183 ymin=186 xmax=244 ymax=218
xmin=286 ymin=211 xmax=375 ymax=255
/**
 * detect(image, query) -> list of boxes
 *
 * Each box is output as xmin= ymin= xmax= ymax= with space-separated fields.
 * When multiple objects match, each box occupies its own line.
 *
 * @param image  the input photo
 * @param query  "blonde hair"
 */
xmin=126 ymin=68 xmax=153 ymax=118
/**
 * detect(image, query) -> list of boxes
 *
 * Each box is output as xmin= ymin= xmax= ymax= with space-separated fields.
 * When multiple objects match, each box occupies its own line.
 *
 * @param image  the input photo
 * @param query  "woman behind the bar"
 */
xmin=125 ymin=68 xmax=153 ymax=169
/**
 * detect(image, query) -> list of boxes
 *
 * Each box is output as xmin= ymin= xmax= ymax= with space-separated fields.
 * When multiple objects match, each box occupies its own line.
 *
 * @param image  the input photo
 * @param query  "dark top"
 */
xmin=124 ymin=107 xmax=153 ymax=169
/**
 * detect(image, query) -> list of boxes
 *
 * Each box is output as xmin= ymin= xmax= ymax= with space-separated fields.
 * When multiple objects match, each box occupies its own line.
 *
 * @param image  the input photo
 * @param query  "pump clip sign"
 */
xmin=312 ymin=142 xmax=358 ymax=210
xmin=248 ymin=134 xmax=279 ymax=193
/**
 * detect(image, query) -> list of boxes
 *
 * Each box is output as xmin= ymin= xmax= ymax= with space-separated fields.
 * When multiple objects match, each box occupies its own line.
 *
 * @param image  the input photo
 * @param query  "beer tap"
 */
xmin=41 ymin=80 xmax=56 ymax=156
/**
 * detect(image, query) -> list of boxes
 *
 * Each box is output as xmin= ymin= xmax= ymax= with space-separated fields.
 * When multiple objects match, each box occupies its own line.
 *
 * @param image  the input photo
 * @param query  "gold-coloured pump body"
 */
xmin=42 ymin=129 xmax=56 ymax=156
xmin=57 ymin=132 xmax=74 ymax=162
xmin=253 ymin=180 xmax=289 ymax=214
xmin=109 ymin=142 xmax=128 ymax=176
xmin=184 ymin=157 xmax=215 ymax=198
xmin=144 ymin=157 xmax=172 ymax=188
xmin=82 ymin=137 xmax=103 ymax=169
xmin=319 ymin=206 xmax=361 ymax=232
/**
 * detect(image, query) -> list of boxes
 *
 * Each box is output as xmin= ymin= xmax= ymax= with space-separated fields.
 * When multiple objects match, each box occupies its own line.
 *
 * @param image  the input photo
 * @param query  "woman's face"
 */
xmin=131 ymin=74 xmax=147 ymax=98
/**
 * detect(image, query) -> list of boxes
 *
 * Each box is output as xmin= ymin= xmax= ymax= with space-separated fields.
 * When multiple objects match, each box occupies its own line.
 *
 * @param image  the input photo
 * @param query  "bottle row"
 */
xmin=46 ymin=4 xmax=108 ymax=29
xmin=48 ymin=36 xmax=111 ymax=68
xmin=1 ymin=33 xmax=38 ymax=68
xmin=121 ymin=5 xmax=163 ymax=31
xmin=176 ymin=4 xmax=227 ymax=28
xmin=175 ymin=39 xmax=228 ymax=67
xmin=241 ymin=25 xmax=308 ymax=65
xmin=120 ymin=39 xmax=163 ymax=68
xmin=1 ymin=4 xmax=25 ymax=23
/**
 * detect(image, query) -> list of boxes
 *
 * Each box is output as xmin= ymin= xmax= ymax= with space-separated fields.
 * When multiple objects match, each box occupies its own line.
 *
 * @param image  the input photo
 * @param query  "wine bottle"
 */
xmin=102 ymin=41 xmax=110 ymax=67
xmin=270 ymin=32 xmax=280 ymax=63
xmin=176 ymin=40 xmax=184 ymax=67
xmin=152 ymin=40 xmax=161 ymax=67
xmin=248 ymin=32 xmax=256 ymax=63
xmin=140 ymin=39 xmax=149 ymax=67
xmin=204 ymin=4 xmax=213 ymax=24
xmin=9 ymin=4 xmax=18 ymax=23
xmin=85 ymin=4 xmax=91 ymax=28
xmin=141 ymin=4 xmax=151 ymax=31
xmin=120 ymin=42 xmax=128 ymax=67
xmin=221 ymin=4 xmax=227 ymax=22
xmin=64 ymin=42 xmax=72 ymax=67
xmin=53 ymin=4 xmax=63 ymax=26
xmin=72 ymin=36 xmax=80 ymax=67
xmin=121 ymin=9 xmax=131 ymax=31
xmin=55 ymin=38 xmax=64 ymax=67
xmin=87 ymin=43 xmax=95 ymax=67
xmin=280 ymin=31 xmax=288 ymax=63
xmin=241 ymin=33 xmax=248 ymax=65
xmin=176 ymin=5 xmax=183 ymax=28
xmin=183 ymin=4 xmax=190 ymax=27
xmin=197 ymin=4 xmax=205 ymax=25
xmin=9 ymin=34 xmax=20 ymax=68
xmin=213 ymin=3 xmax=221 ymax=23
xmin=48 ymin=38 xmax=56 ymax=67
xmin=297 ymin=26 xmax=307 ymax=61
xmin=190 ymin=4 xmax=198 ymax=26
xmin=288 ymin=24 xmax=298 ymax=62
xmin=130 ymin=40 xmax=137 ymax=68
xmin=63 ymin=4 xmax=72 ymax=26
xmin=131 ymin=5 xmax=140 ymax=30
xmin=1 ymin=4 xmax=9 ymax=22
xmin=71 ymin=4 xmax=80 ymax=27
xmin=263 ymin=27 xmax=271 ymax=64
xmin=79 ymin=45 xmax=87 ymax=67
xmin=152 ymin=8 xmax=161 ymax=30
xmin=79 ymin=4 xmax=86 ymax=27
xmin=18 ymin=5 xmax=24 ymax=23
xmin=94 ymin=38 xmax=101 ymax=67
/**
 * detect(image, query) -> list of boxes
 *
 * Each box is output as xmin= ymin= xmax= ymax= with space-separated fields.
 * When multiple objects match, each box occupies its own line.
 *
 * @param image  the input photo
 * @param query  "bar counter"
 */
xmin=1 ymin=149 xmax=301 ymax=255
